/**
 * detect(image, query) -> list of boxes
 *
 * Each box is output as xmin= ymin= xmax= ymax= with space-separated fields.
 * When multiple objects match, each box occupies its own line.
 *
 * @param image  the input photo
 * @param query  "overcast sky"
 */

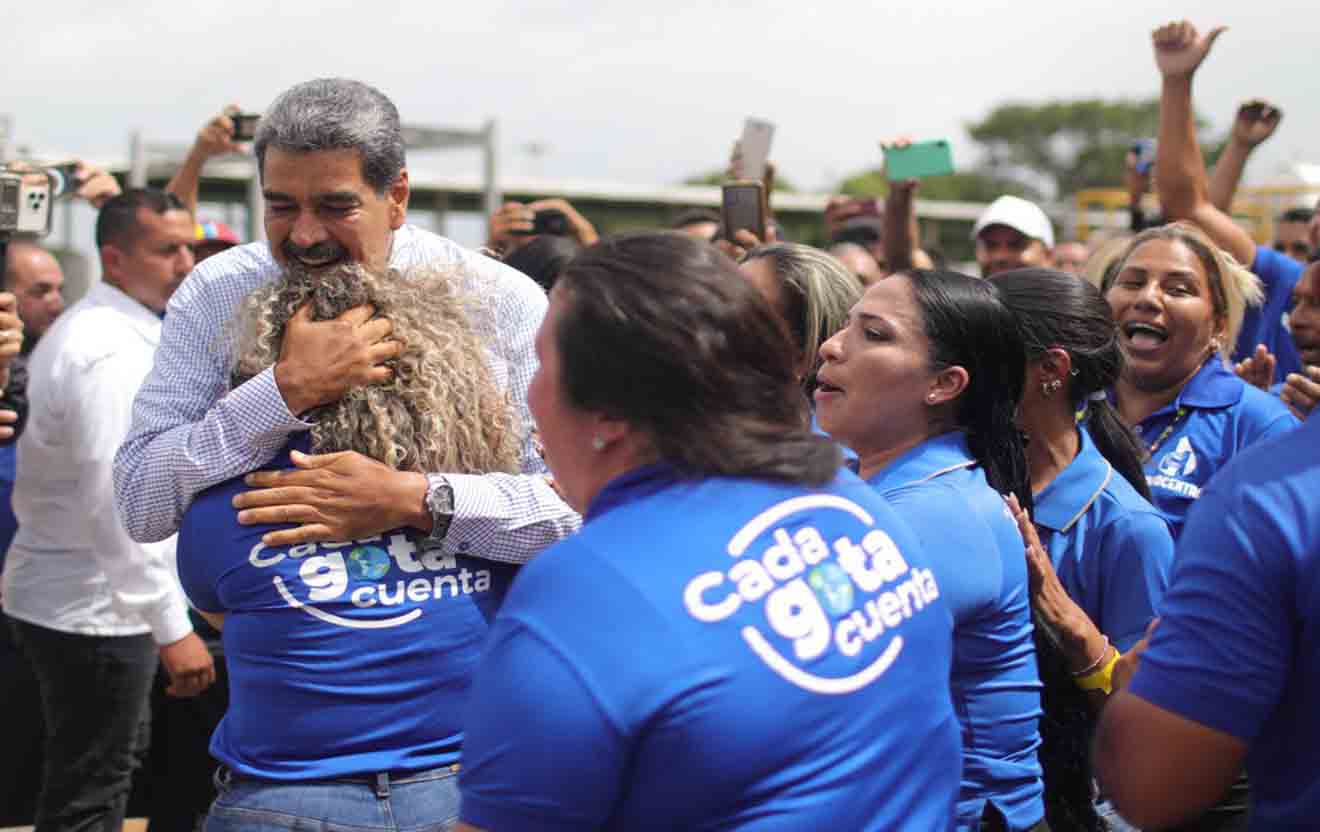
xmin=6 ymin=0 xmax=1319 ymax=250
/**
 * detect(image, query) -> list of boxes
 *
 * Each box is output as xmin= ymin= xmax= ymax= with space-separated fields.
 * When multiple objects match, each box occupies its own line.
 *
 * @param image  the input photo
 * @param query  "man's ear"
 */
xmin=99 ymin=244 xmax=125 ymax=283
xmin=388 ymin=169 xmax=410 ymax=230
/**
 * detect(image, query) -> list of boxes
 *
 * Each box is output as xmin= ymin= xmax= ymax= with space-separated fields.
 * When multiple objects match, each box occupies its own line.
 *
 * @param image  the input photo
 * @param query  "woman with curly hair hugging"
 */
xmin=176 ymin=259 xmax=522 ymax=831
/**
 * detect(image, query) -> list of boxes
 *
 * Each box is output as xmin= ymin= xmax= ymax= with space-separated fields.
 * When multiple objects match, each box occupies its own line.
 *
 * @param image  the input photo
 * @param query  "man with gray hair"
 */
xmin=116 ymin=77 xmax=574 ymax=549
xmin=112 ymin=79 xmax=578 ymax=781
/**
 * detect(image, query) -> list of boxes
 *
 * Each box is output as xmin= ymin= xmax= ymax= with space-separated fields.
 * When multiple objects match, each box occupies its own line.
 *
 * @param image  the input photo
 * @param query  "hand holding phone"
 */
xmin=231 ymin=113 xmax=261 ymax=142
xmin=1131 ymin=139 xmax=1157 ymax=175
xmin=722 ymin=181 xmax=766 ymax=243
xmin=883 ymin=139 xmax=954 ymax=182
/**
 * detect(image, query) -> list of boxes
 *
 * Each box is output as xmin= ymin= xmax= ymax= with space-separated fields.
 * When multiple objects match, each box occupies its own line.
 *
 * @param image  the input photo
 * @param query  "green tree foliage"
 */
xmin=834 ymin=98 xmax=1216 ymax=203
xmin=966 ymin=97 xmax=1216 ymax=199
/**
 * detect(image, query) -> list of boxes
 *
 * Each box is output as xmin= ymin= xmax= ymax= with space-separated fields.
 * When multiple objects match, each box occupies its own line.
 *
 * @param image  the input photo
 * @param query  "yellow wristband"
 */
xmin=1075 ymin=648 xmax=1121 ymax=695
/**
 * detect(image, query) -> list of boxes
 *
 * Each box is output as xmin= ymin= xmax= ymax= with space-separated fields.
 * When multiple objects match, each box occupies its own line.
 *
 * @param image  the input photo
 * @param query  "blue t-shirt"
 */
xmin=458 ymin=464 xmax=962 ymax=832
xmin=1128 ymin=413 xmax=1320 ymax=830
xmin=1128 ymin=356 xmax=1297 ymax=539
xmin=867 ymin=432 xmax=1044 ymax=831
xmin=1032 ymin=425 xmax=1172 ymax=652
xmin=1236 ymin=245 xmax=1302 ymax=383
xmin=176 ymin=435 xmax=517 ymax=781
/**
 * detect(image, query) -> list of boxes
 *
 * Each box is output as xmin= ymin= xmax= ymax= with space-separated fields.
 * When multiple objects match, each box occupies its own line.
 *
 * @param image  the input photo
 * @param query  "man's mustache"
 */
xmin=282 ymin=239 xmax=348 ymax=263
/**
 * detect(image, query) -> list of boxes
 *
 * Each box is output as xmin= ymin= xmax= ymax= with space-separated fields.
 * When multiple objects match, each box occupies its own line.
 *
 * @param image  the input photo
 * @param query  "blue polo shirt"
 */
xmin=1032 ymin=426 xmax=1172 ymax=652
xmin=176 ymin=434 xmax=517 ymax=781
xmin=1129 ymin=357 xmax=1297 ymax=539
xmin=459 ymin=464 xmax=962 ymax=832
xmin=1128 ymin=413 xmax=1320 ymax=830
xmin=0 ymin=443 xmax=16 ymax=572
xmin=1235 ymin=245 xmax=1302 ymax=383
xmin=868 ymin=432 xmax=1044 ymax=831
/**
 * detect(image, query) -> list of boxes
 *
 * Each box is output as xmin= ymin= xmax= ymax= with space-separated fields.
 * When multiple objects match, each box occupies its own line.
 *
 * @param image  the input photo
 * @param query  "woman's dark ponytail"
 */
xmin=904 ymin=270 xmax=1034 ymax=513
xmin=990 ymin=268 xmax=1151 ymax=500
xmin=1085 ymin=397 xmax=1152 ymax=501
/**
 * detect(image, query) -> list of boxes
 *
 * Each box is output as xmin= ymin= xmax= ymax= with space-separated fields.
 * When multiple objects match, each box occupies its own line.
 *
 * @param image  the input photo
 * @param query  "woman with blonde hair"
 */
xmin=738 ymin=242 xmax=863 ymax=396
xmin=177 ymin=260 xmax=523 ymax=831
xmin=1101 ymin=222 xmax=1296 ymax=538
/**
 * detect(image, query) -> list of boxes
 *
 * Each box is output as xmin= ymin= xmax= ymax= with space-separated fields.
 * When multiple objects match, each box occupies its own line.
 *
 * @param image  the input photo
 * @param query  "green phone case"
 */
xmin=883 ymin=140 xmax=955 ymax=181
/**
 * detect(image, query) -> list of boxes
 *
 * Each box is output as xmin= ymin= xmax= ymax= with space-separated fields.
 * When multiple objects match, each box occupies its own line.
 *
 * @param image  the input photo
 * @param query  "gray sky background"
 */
xmin=6 ymin=0 xmax=1319 ymax=251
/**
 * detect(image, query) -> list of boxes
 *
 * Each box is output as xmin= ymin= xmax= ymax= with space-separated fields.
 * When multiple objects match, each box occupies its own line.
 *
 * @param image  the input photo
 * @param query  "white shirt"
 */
xmin=2 ymin=281 xmax=191 ymax=645
xmin=112 ymin=225 xmax=579 ymax=561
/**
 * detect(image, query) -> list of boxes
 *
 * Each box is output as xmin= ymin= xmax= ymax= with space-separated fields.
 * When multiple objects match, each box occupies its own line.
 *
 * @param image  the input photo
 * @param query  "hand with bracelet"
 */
xmin=1008 ymin=494 xmax=1128 ymax=699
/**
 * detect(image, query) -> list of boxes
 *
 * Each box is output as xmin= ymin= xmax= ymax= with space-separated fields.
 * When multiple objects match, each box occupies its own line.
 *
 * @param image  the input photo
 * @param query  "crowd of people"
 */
xmin=0 ymin=17 xmax=1318 ymax=832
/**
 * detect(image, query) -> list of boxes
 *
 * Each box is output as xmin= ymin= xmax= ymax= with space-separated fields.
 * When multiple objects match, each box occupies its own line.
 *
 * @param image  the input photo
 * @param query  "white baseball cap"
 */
xmin=972 ymin=195 xmax=1055 ymax=249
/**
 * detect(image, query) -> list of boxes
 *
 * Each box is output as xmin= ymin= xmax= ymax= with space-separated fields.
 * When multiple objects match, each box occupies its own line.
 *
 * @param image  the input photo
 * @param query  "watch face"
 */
xmin=428 ymin=480 xmax=455 ymax=514
xmin=424 ymin=477 xmax=456 ymax=546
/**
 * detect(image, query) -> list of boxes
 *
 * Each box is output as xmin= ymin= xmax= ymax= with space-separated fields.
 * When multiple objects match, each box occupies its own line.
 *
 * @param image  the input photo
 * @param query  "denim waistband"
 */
xmin=218 ymin=762 xmax=461 ymax=800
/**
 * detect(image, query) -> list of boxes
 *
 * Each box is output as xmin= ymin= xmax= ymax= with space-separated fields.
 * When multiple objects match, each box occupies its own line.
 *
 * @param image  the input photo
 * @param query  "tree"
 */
xmin=966 ymin=98 xmax=1210 ymax=199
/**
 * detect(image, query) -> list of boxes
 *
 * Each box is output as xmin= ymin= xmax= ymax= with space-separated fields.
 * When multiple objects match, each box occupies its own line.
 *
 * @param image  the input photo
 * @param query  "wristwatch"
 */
xmin=420 ymin=473 xmax=455 ymax=549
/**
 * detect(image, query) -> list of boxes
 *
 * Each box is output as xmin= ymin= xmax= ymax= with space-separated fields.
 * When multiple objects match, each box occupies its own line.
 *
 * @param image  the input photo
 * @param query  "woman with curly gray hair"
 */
xmin=175 ymin=260 xmax=521 ymax=830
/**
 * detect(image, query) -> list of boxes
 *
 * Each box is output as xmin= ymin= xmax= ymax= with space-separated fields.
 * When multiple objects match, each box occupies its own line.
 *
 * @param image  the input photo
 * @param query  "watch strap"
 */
xmin=421 ymin=473 xmax=455 ymax=548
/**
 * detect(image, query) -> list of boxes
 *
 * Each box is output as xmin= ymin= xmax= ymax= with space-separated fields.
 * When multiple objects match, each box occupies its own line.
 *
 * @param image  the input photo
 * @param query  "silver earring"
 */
xmin=926 ymin=393 xmax=937 ymax=404
xmin=591 ymin=436 xmax=605 ymax=451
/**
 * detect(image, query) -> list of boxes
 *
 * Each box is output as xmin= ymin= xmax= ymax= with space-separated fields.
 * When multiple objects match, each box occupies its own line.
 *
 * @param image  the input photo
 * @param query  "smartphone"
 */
xmin=738 ymin=118 xmax=775 ymax=182
xmin=510 ymin=209 xmax=569 ymax=237
xmin=46 ymin=162 xmax=82 ymax=199
xmin=721 ymin=181 xmax=766 ymax=241
xmin=14 ymin=172 xmax=55 ymax=235
xmin=1132 ymin=139 xmax=1157 ymax=175
xmin=232 ymin=113 xmax=261 ymax=142
xmin=883 ymin=139 xmax=955 ymax=181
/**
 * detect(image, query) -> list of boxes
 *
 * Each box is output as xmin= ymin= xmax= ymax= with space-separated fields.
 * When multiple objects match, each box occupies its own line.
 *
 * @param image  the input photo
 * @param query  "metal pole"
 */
xmin=128 ymin=131 xmax=147 ymax=188
xmin=0 ymin=114 xmax=12 ymax=163
xmin=434 ymin=191 xmax=449 ymax=238
xmin=482 ymin=119 xmax=501 ymax=219
xmin=62 ymin=199 xmax=74 ymax=246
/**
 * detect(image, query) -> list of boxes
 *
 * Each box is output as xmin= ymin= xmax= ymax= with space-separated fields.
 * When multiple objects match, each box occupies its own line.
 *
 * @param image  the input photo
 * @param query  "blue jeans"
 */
xmin=204 ymin=765 xmax=461 ymax=832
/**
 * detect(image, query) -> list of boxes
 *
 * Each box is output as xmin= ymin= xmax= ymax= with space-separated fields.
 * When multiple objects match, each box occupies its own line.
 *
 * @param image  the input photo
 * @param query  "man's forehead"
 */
xmin=9 ymin=245 xmax=62 ymax=279
xmin=977 ymin=224 xmax=1031 ymax=244
xmin=132 ymin=208 xmax=194 ymax=241
xmin=262 ymin=147 xmax=369 ymax=190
